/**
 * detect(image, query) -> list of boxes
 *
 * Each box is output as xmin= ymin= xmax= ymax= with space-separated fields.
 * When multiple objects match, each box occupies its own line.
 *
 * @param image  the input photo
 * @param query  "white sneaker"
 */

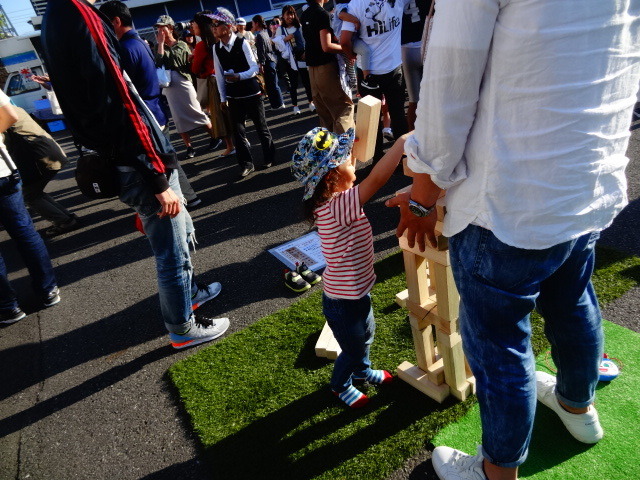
xmin=309 ymin=102 xmax=316 ymax=112
xmin=293 ymin=106 xmax=301 ymax=115
xmin=382 ymin=127 xmax=394 ymax=140
xmin=535 ymin=371 xmax=603 ymax=444
xmin=432 ymin=445 xmax=487 ymax=480
xmin=191 ymin=282 xmax=222 ymax=311
xmin=169 ymin=316 xmax=230 ymax=349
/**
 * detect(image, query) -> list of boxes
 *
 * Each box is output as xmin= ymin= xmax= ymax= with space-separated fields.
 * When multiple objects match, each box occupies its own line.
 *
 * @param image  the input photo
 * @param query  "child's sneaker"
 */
xmin=353 ymin=369 xmax=393 ymax=385
xmin=295 ymin=262 xmax=322 ymax=285
xmin=284 ymin=269 xmax=311 ymax=293
xmin=169 ymin=315 xmax=230 ymax=349
xmin=382 ymin=127 xmax=394 ymax=141
xmin=360 ymin=74 xmax=379 ymax=91
xmin=333 ymin=385 xmax=369 ymax=408
xmin=191 ymin=282 xmax=222 ymax=311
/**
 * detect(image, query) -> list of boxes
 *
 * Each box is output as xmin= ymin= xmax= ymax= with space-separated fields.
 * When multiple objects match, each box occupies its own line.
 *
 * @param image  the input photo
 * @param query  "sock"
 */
xmin=333 ymin=385 xmax=369 ymax=408
xmin=354 ymin=369 xmax=393 ymax=385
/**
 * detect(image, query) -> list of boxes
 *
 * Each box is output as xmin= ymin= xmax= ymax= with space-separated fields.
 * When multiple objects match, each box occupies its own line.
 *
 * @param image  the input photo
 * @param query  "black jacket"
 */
xmin=41 ymin=0 xmax=177 ymax=193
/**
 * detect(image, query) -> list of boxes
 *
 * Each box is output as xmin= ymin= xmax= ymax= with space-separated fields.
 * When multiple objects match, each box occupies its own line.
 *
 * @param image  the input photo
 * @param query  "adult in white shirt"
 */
xmin=387 ymin=1 xmax=640 ymax=479
xmin=341 ymin=0 xmax=409 ymax=150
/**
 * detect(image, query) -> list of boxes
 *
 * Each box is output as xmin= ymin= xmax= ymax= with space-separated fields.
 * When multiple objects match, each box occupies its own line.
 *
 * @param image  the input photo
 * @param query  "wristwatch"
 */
xmin=408 ymin=199 xmax=435 ymax=217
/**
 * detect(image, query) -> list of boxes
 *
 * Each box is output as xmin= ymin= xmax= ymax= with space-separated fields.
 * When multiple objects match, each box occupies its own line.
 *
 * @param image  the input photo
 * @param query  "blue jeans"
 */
xmin=449 ymin=225 xmax=603 ymax=468
xmin=0 ymin=176 xmax=57 ymax=311
xmin=263 ymin=59 xmax=284 ymax=109
xmin=117 ymin=168 xmax=195 ymax=333
xmin=322 ymin=293 xmax=375 ymax=392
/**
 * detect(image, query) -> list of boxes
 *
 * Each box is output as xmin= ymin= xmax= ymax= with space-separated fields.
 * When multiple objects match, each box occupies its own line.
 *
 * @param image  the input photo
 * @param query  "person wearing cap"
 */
xmin=211 ymin=8 xmax=276 ymax=178
xmin=291 ymin=127 xmax=408 ymax=407
xmin=234 ymin=17 xmax=255 ymax=49
xmin=154 ymin=14 xmax=221 ymax=158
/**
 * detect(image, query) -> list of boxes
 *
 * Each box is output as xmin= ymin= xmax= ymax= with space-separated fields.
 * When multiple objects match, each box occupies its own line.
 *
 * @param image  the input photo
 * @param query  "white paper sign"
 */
xmin=269 ymin=231 xmax=325 ymax=271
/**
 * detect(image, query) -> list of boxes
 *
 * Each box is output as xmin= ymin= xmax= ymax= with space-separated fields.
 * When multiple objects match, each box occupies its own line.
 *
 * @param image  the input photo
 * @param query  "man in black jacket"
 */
xmin=41 ymin=0 xmax=229 ymax=348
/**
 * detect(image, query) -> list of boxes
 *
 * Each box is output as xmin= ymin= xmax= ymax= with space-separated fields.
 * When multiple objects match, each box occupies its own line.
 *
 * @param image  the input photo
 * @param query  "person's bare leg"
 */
xmin=559 ymin=400 xmax=589 ymax=414
xmin=180 ymin=132 xmax=192 ymax=148
xmin=220 ymin=136 xmax=235 ymax=155
xmin=483 ymin=460 xmax=518 ymax=480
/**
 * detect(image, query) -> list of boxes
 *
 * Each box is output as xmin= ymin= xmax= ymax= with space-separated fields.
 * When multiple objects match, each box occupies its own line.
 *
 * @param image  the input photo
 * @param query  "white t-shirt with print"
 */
xmin=342 ymin=0 xmax=408 ymax=75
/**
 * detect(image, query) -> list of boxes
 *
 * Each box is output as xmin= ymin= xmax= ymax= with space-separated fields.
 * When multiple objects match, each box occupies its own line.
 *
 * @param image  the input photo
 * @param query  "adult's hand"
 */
xmin=386 ymin=191 xmax=437 ymax=251
xmin=155 ymin=187 xmax=182 ymax=218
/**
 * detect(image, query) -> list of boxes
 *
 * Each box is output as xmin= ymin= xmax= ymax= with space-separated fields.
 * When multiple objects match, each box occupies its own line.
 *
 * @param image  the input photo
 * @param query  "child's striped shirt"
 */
xmin=314 ymin=186 xmax=376 ymax=299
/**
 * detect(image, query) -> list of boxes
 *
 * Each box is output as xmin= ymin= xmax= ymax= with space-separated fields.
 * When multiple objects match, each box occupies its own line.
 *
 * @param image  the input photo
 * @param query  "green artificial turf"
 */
xmin=433 ymin=321 xmax=640 ymax=479
xmin=168 ymin=246 xmax=640 ymax=480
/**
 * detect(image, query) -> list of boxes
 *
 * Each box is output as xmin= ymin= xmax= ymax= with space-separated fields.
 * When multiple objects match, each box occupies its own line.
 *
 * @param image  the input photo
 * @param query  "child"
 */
xmin=333 ymin=0 xmax=377 ymax=91
xmin=291 ymin=127 xmax=406 ymax=407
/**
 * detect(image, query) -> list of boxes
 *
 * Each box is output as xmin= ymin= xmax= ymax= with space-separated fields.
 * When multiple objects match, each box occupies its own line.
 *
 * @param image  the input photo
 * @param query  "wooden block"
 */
xmin=426 ymin=357 xmax=446 ymax=385
xmin=395 ymin=289 xmax=409 ymax=307
xmin=436 ymin=330 xmax=469 ymax=392
xmin=314 ymin=322 xmax=332 ymax=357
xmin=436 ymin=197 xmax=447 ymax=222
xmin=406 ymin=300 xmax=459 ymax=334
xmin=427 ymin=260 xmax=437 ymax=290
xmin=399 ymin=234 xmax=451 ymax=266
xmin=434 ymin=221 xmax=445 ymax=236
xmin=315 ymin=322 xmax=341 ymax=359
xmin=449 ymin=381 xmax=474 ymax=401
xmin=432 ymin=263 xmax=459 ymax=321
xmin=353 ymin=95 xmax=382 ymax=162
xmin=402 ymin=251 xmax=431 ymax=305
xmin=397 ymin=361 xmax=450 ymax=403
xmin=408 ymin=317 xmax=436 ymax=371
xmin=325 ymin=334 xmax=342 ymax=360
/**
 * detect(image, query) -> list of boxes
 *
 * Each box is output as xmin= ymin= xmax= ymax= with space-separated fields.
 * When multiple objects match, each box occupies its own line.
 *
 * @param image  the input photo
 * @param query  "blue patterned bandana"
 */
xmin=291 ymin=127 xmax=356 ymax=200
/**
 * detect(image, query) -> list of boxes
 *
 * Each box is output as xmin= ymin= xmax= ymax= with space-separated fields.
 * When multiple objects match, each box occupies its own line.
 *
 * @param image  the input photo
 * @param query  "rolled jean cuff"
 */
xmin=165 ymin=317 xmax=192 ymax=335
xmin=555 ymin=390 xmax=595 ymax=410
xmin=481 ymin=445 xmax=528 ymax=469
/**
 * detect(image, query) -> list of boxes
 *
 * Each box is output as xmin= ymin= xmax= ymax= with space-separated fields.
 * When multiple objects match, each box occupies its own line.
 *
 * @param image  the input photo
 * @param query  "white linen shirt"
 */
xmin=0 ymin=90 xmax=15 ymax=178
xmin=405 ymin=0 xmax=640 ymax=249
xmin=213 ymin=32 xmax=260 ymax=103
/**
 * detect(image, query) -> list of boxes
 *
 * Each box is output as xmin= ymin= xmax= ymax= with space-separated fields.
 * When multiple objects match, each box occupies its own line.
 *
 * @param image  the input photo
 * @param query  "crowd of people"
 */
xmin=1 ymin=1 xmax=639 ymax=480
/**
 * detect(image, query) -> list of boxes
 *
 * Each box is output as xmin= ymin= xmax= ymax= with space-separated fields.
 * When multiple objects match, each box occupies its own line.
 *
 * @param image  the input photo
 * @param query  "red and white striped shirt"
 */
xmin=315 ymin=186 xmax=376 ymax=299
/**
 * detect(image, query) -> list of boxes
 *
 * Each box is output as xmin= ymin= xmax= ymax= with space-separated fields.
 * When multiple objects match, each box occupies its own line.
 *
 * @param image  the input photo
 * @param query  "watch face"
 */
xmin=409 ymin=203 xmax=426 ymax=217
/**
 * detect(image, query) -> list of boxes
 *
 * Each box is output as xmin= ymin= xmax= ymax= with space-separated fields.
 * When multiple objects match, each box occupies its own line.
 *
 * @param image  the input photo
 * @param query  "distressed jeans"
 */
xmin=449 ymin=224 xmax=603 ymax=467
xmin=322 ymin=293 xmax=375 ymax=393
xmin=117 ymin=168 xmax=196 ymax=333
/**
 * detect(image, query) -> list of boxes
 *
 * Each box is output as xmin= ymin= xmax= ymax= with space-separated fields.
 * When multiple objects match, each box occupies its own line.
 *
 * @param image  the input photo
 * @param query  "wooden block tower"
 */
xmin=396 ymin=191 xmax=475 ymax=403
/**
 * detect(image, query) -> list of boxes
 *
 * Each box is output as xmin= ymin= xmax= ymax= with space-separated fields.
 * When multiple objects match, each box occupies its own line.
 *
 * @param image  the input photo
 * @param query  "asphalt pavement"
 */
xmin=0 ymin=103 xmax=638 ymax=480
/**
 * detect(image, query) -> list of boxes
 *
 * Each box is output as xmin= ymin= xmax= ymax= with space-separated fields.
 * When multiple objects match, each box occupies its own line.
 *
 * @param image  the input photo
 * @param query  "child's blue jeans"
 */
xmin=322 ymin=293 xmax=375 ymax=393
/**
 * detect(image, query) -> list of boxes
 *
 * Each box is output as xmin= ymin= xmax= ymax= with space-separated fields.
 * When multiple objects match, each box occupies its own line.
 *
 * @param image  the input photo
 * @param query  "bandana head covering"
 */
xmin=291 ymin=127 xmax=355 ymax=200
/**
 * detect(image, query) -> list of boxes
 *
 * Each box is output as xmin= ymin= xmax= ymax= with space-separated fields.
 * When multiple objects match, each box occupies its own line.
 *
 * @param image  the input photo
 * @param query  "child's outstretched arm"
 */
xmin=358 ymin=134 xmax=408 ymax=205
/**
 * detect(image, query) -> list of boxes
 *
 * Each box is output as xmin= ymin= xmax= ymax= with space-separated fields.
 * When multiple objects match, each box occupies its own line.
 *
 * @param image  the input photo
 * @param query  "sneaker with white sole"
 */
xmin=169 ymin=316 xmax=230 ymax=349
xmin=293 ymin=106 xmax=301 ymax=115
xmin=432 ymin=445 xmax=487 ymax=480
xmin=0 ymin=307 xmax=27 ymax=325
xmin=309 ymin=102 xmax=316 ymax=112
xmin=191 ymin=282 xmax=222 ymax=311
xmin=535 ymin=371 xmax=603 ymax=444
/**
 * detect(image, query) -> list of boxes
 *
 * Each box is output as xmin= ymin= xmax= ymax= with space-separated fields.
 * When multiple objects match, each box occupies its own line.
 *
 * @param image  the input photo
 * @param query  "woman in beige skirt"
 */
xmin=155 ymin=15 xmax=221 ymax=158
xmin=191 ymin=12 xmax=235 ymax=157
